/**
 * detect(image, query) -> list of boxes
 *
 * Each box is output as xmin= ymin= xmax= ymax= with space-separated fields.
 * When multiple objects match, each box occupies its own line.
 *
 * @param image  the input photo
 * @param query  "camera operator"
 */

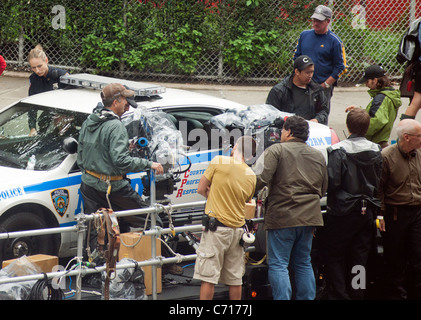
xmin=193 ymin=136 xmax=257 ymax=300
xmin=77 ymin=83 xmax=163 ymax=239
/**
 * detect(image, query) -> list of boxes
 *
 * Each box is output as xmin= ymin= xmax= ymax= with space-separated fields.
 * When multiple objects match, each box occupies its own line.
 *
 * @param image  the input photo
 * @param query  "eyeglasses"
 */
xmin=405 ymin=133 xmax=421 ymax=138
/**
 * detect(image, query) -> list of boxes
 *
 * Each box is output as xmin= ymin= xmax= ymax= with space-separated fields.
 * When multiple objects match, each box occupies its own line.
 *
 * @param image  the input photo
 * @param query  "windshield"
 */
xmin=0 ymin=102 xmax=87 ymax=170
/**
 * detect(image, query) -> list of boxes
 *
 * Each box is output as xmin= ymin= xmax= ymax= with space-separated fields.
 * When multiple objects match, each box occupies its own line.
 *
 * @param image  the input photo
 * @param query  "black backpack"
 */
xmin=396 ymin=17 xmax=421 ymax=64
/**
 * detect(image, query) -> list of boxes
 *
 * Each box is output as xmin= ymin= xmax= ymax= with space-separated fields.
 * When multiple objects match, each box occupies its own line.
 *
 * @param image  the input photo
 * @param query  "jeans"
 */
xmin=267 ymin=226 xmax=316 ymax=300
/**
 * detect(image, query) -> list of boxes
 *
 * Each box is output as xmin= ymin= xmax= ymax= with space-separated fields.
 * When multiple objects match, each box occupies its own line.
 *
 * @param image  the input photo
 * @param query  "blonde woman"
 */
xmin=27 ymin=45 xmax=68 ymax=135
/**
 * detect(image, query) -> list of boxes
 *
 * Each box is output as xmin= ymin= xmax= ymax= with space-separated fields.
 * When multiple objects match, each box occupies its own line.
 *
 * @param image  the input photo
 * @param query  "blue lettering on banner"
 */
xmin=307 ymin=136 xmax=330 ymax=147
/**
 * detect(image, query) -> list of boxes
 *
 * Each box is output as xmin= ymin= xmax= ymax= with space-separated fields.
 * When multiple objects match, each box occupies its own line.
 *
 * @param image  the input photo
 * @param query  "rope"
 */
xmin=120 ymin=212 xmax=150 ymax=248
xmin=158 ymin=237 xmax=183 ymax=263
xmin=155 ymin=203 xmax=175 ymax=236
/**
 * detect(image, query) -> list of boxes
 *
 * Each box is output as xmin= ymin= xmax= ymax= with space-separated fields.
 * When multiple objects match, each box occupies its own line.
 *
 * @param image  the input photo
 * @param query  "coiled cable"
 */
xmin=27 ymin=272 xmax=64 ymax=300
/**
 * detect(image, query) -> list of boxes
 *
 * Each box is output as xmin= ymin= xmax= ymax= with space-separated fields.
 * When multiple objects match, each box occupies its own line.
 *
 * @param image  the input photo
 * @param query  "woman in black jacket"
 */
xmin=27 ymin=44 xmax=68 ymax=136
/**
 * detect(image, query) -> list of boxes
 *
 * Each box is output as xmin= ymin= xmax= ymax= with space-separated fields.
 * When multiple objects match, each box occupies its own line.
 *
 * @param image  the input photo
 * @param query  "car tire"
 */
xmin=0 ymin=212 xmax=56 ymax=265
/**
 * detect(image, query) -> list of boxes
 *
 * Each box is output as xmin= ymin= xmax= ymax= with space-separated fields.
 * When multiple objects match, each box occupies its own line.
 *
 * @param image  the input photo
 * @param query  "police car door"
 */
xmin=157 ymin=106 xmax=230 ymax=205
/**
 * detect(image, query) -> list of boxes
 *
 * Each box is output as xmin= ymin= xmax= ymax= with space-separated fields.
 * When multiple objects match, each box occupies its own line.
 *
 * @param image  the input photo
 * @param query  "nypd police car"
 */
xmin=0 ymin=73 xmax=338 ymax=263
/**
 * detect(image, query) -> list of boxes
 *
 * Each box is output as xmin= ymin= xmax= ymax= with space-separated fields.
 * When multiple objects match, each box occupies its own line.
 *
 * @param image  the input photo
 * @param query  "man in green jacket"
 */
xmin=346 ymin=64 xmax=402 ymax=149
xmin=77 ymin=83 xmax=163 ymax=233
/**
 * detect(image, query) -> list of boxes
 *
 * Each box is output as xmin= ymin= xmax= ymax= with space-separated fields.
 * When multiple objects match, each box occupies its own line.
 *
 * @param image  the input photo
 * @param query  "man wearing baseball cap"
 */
xmin=100 ymin=83 xmax=138 ymax=112
xmin=294 ymin=5 xmax=347 ymax=112
xmin=266 ymin=55 xmax=329 ymax=125
xmin=77 ymin=83 xmax=164 ymax=252
xmin=311 ymin=4 xmax=332 ymax=21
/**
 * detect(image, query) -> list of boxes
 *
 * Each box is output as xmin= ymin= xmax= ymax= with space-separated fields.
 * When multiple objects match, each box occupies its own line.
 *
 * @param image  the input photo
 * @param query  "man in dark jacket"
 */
xmin=321 ymin=108 xmax=382 ymax=300
xmin=266 ymin=55 xmax=329 ymax=125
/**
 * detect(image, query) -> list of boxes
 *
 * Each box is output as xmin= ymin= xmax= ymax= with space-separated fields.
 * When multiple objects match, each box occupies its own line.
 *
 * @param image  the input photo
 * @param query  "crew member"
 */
xmin=253 ymin=116 xmax=328 ymax=300
xmin=378 ymin=119 xmax=421 ymax=299
xmin=346 ymin=64 xmax=401 ymax=149
xmin=322 ymin=108 xmax=382 ymax=299
xmin=77 ymin=83 xmax=163 ymax=244
xmin=294 ymin=5 xmax=347 ymax=108
xmin=194 ymin=136 xmax=257 ymax=300
xmin=266 ymin=55 xmax=329 ymax=125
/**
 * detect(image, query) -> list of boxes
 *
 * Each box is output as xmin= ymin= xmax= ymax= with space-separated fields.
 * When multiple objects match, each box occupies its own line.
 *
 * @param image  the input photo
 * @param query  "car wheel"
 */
xmin=0 ymin=212 xmax=55 ymax=265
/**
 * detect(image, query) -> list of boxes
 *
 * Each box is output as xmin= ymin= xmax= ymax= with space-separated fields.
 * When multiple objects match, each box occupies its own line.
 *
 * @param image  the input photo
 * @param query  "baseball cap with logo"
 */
xmin=294 ymin=55 xmax=314 ymax=71
xmin=311 ymin=5 xmax=332 ymax=21
xmin=101 ymin=83 xmax=137 ymax=108
xmin=358 ymin=65 xmax=386 ymax=84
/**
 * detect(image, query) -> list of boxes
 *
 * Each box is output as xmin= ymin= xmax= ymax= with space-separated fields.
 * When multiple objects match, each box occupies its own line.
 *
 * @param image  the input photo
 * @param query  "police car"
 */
xmin=0 ymin=73 xmax=338 ymax=263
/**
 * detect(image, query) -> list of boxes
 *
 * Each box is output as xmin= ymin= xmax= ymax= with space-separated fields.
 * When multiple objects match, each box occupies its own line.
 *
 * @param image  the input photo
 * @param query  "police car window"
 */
xmin=166 ymin=110 xmax=221 ymax=150
xmin=0 ymin=102 xmax=87 ymax=170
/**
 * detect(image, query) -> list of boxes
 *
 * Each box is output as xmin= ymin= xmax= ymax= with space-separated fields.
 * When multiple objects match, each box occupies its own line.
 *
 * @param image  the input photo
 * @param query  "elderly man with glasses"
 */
xmin=378 ymin=119 xmax=421 ymax=299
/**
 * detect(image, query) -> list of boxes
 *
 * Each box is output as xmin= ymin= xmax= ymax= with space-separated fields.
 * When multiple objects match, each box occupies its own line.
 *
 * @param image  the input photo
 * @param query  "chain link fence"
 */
xmin=0 ymin=0 xmax=420 ymax=85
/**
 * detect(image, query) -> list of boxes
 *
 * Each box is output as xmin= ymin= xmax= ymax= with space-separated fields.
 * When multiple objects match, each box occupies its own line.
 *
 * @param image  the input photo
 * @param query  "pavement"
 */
xmin=0 ymin=71 xmax=413 ymax=142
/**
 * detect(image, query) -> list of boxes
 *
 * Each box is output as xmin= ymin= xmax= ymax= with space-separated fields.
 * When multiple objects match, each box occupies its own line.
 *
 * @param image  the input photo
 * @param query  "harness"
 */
xmin=94 ymin=208 xmax=121 ymax=300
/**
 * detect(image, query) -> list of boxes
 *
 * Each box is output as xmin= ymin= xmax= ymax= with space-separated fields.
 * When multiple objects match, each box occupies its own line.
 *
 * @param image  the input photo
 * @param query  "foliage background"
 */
xmin=0 ymin=0 xmax=419 ymax=85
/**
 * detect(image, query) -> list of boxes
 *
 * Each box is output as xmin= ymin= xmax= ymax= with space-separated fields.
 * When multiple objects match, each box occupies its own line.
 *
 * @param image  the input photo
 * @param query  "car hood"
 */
xmin=0 ymin=166 xmax=66 ymax=190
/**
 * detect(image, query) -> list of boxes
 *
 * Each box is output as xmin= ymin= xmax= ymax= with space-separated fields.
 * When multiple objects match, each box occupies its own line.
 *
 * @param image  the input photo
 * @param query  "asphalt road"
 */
xmin=0 ymin=71 xmax=412 ymax=143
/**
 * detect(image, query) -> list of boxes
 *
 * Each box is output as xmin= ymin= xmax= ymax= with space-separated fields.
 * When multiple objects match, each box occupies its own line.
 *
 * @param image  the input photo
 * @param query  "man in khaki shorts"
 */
xmin=194 ymin=136 xmax=257 ymax=300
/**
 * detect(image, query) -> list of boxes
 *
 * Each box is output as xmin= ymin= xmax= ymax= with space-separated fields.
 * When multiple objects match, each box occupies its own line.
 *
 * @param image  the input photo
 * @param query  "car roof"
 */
xmin=18 ymin=88 xmax=100 ymax=113
xmin=17 ymin=74 xmax=246 ymax=114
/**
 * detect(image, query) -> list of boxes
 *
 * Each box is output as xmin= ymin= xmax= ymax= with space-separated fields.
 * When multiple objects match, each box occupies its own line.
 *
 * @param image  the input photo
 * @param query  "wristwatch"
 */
xmin=324 ymin=81 xmax=330 ymax=88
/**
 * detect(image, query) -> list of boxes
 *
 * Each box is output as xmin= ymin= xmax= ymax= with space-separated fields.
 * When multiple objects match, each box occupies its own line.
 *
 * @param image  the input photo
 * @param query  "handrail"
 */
xmin=0 ymin=197 xmax=265 ymax=300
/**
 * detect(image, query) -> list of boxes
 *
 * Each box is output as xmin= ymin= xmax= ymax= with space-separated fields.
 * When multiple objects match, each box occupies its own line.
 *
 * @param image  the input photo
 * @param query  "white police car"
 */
xmin=0 ymin=74 xmax=338 ymax=262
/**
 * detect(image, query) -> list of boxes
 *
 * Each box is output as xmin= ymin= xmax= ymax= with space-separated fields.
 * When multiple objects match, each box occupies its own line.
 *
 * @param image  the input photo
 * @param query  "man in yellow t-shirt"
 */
xmin=193 ymin=136 xmax=257 ymax=300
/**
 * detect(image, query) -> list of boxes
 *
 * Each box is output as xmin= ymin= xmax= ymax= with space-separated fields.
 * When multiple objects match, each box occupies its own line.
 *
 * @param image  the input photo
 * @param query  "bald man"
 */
xmin=378 ymin=119 xmax=421 ymax=299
